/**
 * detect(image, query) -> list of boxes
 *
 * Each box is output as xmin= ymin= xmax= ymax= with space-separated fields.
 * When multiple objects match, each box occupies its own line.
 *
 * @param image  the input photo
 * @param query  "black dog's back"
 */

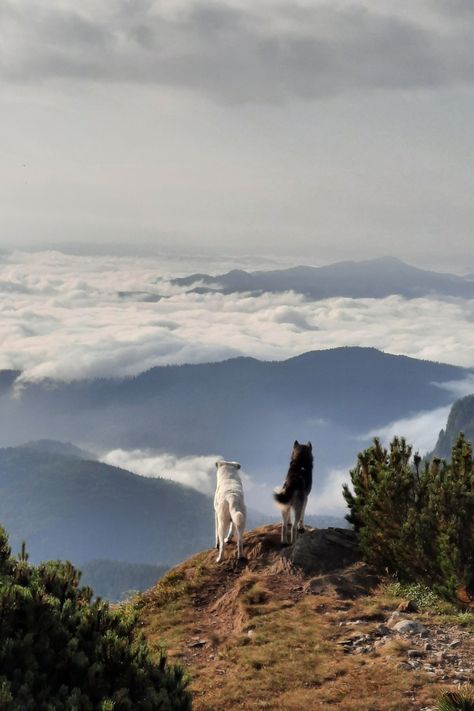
xmin=274 ymin=440 xmax=313 ymax=505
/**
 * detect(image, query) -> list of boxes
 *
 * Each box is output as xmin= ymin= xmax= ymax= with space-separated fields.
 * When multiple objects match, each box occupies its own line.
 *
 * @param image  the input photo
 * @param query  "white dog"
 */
xmin=214 ymin=460 xmax=246 ymax=563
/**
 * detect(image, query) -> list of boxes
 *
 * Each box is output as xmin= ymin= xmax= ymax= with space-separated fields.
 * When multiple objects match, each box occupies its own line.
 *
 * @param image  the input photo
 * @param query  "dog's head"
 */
xmin=290 ymin=440 xmax=313 ymax=469
xmin=215 ymin=460 xmax=241 ymax=470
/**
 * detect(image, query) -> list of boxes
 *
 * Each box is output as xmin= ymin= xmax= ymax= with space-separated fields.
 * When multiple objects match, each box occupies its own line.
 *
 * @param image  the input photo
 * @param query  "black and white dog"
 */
xmin=273 ymin=441 xmax=313 ymax=544
xmin=214 ymin=461 xmax=247 ymax=563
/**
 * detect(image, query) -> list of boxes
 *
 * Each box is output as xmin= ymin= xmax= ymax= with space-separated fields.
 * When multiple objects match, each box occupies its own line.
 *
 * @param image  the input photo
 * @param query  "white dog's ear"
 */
xmin=215 ymin=461 xmax=221 ymax=468
xmin=234 ymin=463 xmax=241 ymax=470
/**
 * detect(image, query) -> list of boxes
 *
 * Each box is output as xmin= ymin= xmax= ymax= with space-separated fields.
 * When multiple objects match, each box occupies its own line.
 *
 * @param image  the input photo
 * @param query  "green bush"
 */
xmin=0 ymin=526 xmax=192 ymax=710
xmin=343 ymin=434 xmax=474 ymax=599
xmin=437 ymin=685 xmax=474 ymax=711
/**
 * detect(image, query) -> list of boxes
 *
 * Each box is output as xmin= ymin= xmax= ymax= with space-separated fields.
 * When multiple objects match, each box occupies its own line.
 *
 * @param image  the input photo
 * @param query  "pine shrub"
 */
xmin=343 ymin=434 xmax=474 ymax=599
xmin=0 ymin=526 xmax=192 ymax=710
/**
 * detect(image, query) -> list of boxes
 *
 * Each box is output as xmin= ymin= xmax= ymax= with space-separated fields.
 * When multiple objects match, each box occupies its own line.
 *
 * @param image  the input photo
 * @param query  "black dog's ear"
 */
xmin=308 ymin=441 xmax=312 ymax=450
xmin=294 ymin=439 xmax=299 ymax=447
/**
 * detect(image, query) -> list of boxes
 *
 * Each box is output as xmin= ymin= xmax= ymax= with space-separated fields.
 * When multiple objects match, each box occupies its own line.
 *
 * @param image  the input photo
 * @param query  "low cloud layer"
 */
xmin=101 ymin=449 xmax=222 ymax=494
xmin=363 ymin=405 xmax=452 ymax=454
xmin=2 ymin=251 xmax=474 ymax=384
xmin=310 ymin=468 xmax=350 ymax=516
xmin=1 ymin=1 xmax=474 ymax=102
xmin=101 ymin=447 xmax=347 ymax=515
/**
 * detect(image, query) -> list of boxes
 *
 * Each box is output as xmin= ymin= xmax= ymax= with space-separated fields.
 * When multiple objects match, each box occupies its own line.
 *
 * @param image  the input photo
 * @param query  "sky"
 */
xmin=1 ymin=0 xmax=474 ymax=270
xmin=2 ymin=2 xmax=474 ymax=512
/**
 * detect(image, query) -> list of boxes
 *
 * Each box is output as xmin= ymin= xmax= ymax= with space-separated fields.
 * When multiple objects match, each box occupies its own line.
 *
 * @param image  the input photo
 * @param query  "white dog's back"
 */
xmin=214 ymin=461 xmax=246 ymax=562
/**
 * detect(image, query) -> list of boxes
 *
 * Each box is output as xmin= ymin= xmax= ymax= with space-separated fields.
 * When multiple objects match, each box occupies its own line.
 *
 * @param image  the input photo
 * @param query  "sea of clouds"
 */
xmin=2 ymin=250 xmax=474 ymax=385
xmin=3 ymin=249 xmax=474 ymax=514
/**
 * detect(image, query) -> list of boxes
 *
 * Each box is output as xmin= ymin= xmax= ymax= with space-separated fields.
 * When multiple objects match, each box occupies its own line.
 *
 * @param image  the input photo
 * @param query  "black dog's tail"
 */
xmin=273 ymin=476 xmax=304 ymax=505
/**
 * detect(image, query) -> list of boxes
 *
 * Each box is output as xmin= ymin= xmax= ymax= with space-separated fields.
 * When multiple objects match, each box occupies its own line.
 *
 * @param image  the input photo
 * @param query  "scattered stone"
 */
xmin=354 ymin=646 xmax=370 ymax=655
xmin=407 ymin=649 xmax=425 ymax=659
xmin=393 ymin=619 xmax=428 ymax=636
xmin=424 ymin=642 xmax=433 ymax=651
xmin=449 ymin=639 xmax=461 ymax=649
xmin=188 ymin=639 xmax=206 ymax=648
xmin=247 ymin=629 xmax=255 ymax=639
xmin=374 ymin=623 xmax=391 ymax=636
xmin=353 ymin=635 xmax=371 ymax=646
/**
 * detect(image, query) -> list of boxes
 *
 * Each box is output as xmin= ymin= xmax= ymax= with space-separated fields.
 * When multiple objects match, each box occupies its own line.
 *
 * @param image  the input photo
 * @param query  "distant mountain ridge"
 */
xmin=172 ymin=256 xmax=474 ymax=300
xmin=433 ymin=395 xmax=474 ymax=459
xmin=0 ymin=445 xmax=215 ymax=566
xmin=0 ymin=347 xmax=471 ymax=512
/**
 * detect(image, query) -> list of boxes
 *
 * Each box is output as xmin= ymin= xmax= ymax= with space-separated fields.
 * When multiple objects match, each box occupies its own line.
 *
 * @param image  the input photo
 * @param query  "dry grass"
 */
xmin=137 ymin=527 xmax=462 ymax=710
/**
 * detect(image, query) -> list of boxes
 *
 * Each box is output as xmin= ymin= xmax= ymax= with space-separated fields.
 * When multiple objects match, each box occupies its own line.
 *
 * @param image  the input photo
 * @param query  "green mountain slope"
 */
xmin=0 ymin=446 xmax=214 ymax=566
xmin=80 ymin=559 xmax=169 ymax=601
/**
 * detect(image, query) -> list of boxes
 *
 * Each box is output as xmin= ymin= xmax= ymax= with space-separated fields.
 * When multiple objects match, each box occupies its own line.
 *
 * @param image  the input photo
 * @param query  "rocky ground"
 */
xmin=137 ymin=525 xmax=474 ymax=710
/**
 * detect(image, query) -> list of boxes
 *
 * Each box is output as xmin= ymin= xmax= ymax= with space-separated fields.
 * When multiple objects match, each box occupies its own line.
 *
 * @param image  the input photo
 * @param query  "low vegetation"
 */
xmin=437 ymin=686 xmax=474 ymax=711
xmin=344 ymin=434 xmax=474 ymax=600
xmin=0 ymin=527 xmax=191 ymax=710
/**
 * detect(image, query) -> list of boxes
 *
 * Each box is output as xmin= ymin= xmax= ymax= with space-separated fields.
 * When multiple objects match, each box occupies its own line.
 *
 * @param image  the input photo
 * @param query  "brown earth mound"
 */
xmin=138 ymin=526 xmax=474 ymax=711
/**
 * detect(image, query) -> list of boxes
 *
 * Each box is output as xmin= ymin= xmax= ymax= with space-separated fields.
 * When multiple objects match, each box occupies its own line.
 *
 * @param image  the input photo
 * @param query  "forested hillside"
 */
xmin=1 ymin=348 xmax=470 ymax=512
xmin=0 ymin=446 xmax=214 ymax=565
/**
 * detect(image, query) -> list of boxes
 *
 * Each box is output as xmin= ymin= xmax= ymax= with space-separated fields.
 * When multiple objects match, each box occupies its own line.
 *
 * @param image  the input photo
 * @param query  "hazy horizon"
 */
xmin=1 ymin=1 xmax=473 ymax=272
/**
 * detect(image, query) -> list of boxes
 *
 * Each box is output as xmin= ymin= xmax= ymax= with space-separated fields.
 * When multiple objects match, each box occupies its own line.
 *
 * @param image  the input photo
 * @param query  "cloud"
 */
xmin=101 ymin=449 xmax=220 ymax=493
xmin=433 ymin=375 xmax=474 ymax=398
xmin=308 ymin=468 xmax=350 ymax=516
xmin=1 ymin=1 xmax=474 ymax=102
xmin=101 ymin=446 xmax=347 ymax=515
xmin=2 ymin=251 xmax=474 ymax=384
xmin=100 ymin=448 xmax=254 ymax=495
xmin=362 ymin=405 xmax=452 ymax=454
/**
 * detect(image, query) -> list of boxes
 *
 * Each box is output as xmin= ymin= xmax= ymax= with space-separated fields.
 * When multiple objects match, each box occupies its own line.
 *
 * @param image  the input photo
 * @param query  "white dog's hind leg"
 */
xmin=224 ymin=521 xmax=234 ymax=544
xmin=215 ymin=511 xmax=219 ymax=549
xmin=216 ymin=513 xmax=230 ymax=563
xmin=231 ymin=510 xmax=246 ymax=559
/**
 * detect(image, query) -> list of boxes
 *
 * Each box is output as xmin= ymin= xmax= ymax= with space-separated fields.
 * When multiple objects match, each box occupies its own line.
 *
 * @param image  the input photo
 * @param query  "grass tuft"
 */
xmin=437 ymin=685 xmax=474 ymax=711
